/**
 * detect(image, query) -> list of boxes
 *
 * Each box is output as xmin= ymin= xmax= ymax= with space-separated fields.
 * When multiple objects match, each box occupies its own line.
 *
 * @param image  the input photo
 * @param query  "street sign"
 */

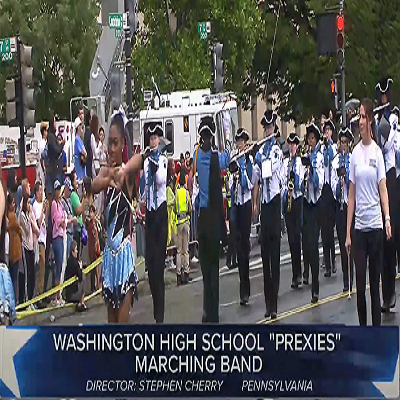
xmin=115 ymin=29 xmax=122 ymax=38
xmin=0 ymin=37 xmax=16 ymax=63
xmin=197 ymin=22 xmax=210 ymax=40
xmin=109 ymin=13 xmax=123 ymax=30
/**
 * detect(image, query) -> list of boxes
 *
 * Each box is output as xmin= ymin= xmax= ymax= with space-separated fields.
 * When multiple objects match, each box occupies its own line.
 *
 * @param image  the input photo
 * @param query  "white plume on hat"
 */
xmin=111 ymin=105 xmax=128 ymax=127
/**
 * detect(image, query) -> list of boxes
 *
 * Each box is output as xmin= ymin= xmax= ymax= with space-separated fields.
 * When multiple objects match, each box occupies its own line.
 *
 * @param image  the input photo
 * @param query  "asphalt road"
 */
xmin=41 ymin=232 xmax=400 ymax=400
xmin=49 ymin=232 xmax=361 ymax=327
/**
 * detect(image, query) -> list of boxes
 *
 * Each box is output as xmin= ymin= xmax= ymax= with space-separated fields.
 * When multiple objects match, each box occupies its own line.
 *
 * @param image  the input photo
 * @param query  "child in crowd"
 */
xmin=65 ymin=240 xmax=87 ymax=312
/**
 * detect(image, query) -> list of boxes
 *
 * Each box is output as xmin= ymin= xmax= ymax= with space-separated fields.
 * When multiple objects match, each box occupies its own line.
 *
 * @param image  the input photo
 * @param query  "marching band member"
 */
xmin=282 ymin=132 xmax=304 ymax=289
xmin=252 ymin=110 xmax=283 ymax=320
xmin=143 ymin=122 xmax=168 ymax=323
xmin=229 ymin=128 xmax=253 ymax=306
xmin=92 ymin=112 xmax=143 ymax=323
xmin=393 ymin=105 xmax=400 ymax=273
xmin=193 ymin=116 xmax=229 ymax=323
xmin=321 ymin=119 xmax=337 ymax=277
xmin=301 ymin=123 xmax=324 ymax=304
xmin=346 ymin=98 xmax=391 ymax=326
xmin=331 ymin=127 xmax=354 ymax=292
xmin=375 ymin=77 xmax=398 ymax=313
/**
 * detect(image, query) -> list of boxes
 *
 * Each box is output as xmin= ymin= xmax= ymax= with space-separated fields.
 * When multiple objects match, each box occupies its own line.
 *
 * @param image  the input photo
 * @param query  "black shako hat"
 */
xmin=261 ymin=110 xmax=277 ymax=127
xmin=375 ymin=77 xmax=393 ymax=96
xmin=147 ymin=121 xmax=164 ymax=137
xmin=306 ymin=123 xmax=321 ymax=142
xmin=235 ymin=128 xmax=250 ymax=141
xmin=287 ymin=132 xmax=300 ymax=145
xmin=338 ymin=127 xmax=354 ymax=143
xmin=198 ymin=116 xmax=216 ymax=137
xmin=323 ymin=119 xmax=336 ymax=133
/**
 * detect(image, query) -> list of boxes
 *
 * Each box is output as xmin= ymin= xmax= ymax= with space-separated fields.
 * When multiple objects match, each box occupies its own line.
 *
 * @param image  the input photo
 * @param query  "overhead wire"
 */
xmin=264 ymin=0 xmax=282 ymax=98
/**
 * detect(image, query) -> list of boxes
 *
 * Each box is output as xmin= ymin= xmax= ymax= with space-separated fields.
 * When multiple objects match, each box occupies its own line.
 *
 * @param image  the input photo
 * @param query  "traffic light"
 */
xmin=214 ymin=42 xmax=224 ymax=93
xmin=331 ymin=78 xmax=339 ymax=110
xmin=5 ymin=79 xmax=17 ymax=123
xmin=20 ymin=44 xmax=35 ymax=128
xmin=336 ymin=14 xmax=344 ymax=67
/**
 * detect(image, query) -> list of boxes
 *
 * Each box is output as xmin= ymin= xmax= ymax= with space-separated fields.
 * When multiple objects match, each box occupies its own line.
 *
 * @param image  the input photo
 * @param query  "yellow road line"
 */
xmin=258 ymin=272 xmax=400 ymax=325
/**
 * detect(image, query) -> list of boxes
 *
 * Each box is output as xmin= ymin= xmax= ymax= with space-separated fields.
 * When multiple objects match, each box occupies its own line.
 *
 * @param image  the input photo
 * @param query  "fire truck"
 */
xmin=134 ymin=89 xmax=239 ymax=160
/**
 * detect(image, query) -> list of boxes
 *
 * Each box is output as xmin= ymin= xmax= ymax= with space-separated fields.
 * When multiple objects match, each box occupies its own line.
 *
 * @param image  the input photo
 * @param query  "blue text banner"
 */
xmin=0 ymin=325 xmax=398 ymax=398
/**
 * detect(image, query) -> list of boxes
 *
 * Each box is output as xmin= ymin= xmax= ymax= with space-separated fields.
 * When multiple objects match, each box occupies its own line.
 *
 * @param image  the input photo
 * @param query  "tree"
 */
xmin=245 ymin=0 xmax=400 ymax=124
xmin=131 ymin=0 xmax=263 ymax=109
xmin=0 ymin=0 xmax=100 ymax=123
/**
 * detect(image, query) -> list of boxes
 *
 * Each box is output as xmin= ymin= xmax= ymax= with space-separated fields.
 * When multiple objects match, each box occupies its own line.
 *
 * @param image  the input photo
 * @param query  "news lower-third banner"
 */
xmin=0 ymin=325 xmax=398 ymax=399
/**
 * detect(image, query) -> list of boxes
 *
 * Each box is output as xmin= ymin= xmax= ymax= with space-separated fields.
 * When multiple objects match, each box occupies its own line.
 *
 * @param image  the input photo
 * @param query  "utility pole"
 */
xmin=16 ymin=34 xmax=26 ymax=179
xmin=339 ymin=0 xmax=346 ymax=128
xmin=124 ymin=0 xmax=134 ymax=148
xmin=209 ymin=13 xmax=215 ymax=94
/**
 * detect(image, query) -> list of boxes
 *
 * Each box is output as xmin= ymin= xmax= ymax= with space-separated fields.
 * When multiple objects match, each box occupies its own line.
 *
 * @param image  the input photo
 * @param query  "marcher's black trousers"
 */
xmin=353 ymin=229 xmax=383 ymax=326
xmin=303 ymin=199 xmax=320 ymax=298
xmin=236 ymin=200 xmax=252 ymax=301
xmin=285 ymin=196 xmax=302 ymax=285
xmin=145 ymin=202 xmax=168 ymax=323
xmin=320 ymin=183 xmax=336 ymax=273
xmin=260 ymin=195 xmax=281 ymax=314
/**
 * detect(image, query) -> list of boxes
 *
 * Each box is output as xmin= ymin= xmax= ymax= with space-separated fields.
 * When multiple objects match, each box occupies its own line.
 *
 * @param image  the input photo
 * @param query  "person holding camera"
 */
xmin=331 ymin=128 xmax=354 ymax=293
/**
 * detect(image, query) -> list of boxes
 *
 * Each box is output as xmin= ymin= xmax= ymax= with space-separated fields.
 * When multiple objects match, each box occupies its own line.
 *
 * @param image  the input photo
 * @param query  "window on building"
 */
xmin=165 ymin=120 xmax=174 ymax=154
xmin=183 ymin=116 xmax=189 ymax=132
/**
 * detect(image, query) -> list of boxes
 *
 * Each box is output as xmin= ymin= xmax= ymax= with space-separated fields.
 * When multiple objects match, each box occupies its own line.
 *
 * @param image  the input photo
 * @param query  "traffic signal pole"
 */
xmin=16 ymin=34 xmax=26 ymax=178
xmin=209 ymin=15 xmax=215 ymax=94
xmin=339 ymin=0 xmax=346 ymax=128
xmin=124 ymin=0 xmax=134 ymax=150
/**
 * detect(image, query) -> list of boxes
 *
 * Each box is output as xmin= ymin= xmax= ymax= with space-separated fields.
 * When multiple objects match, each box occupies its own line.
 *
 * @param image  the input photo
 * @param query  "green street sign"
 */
xmin=115 ymin=29 xmax=122 ymax=38
xmin=0 ymin=37 xmax=16 ymax=63
xmin=197 ymin=21 xmax=211 ymax=40
xmin=109 ymin=13 xmax=123 ymax=30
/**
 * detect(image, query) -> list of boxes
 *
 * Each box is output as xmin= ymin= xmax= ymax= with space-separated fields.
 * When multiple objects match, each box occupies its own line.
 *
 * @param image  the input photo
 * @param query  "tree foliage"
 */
xmin=0 ymin=0 xmax=100 ymax=123
xmin=245 ymin=0 xmax=400 ymax=124
xmin=131 ymin=0 xmax=263 ymax=109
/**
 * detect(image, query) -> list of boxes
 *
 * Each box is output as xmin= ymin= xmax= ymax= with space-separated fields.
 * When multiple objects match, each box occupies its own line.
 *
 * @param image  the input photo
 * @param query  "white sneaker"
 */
xmin=191 ymin=256 xmax=199 ymax=263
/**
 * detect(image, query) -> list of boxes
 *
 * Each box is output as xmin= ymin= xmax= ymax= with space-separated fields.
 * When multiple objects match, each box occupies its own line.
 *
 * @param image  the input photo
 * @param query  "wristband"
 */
xmin=385 ymin=216 xmax=390 ymax=222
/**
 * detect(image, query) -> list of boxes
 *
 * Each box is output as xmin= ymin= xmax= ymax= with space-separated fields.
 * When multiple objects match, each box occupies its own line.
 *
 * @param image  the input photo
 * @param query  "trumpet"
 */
xmin=228 ymin=136 xmax=271 ymax=169
xmin=287 ymin=172 xmax=294 ymax=213
xmin=340 ymin=174 xmax=345 ymax=211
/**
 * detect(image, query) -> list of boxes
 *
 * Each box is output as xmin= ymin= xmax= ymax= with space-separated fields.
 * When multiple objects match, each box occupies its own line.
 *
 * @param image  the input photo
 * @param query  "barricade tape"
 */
xmin=17 ymin=289 xmax=102 ymax=320
xmin=16 ymin=256 xmax=104 ymax=311
xmin=16 ymin=256 xmax=145 ymax=315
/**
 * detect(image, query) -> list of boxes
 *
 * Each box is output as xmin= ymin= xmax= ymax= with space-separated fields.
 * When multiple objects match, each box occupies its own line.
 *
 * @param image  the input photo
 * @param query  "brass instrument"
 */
xmin=287 ymin=154 xmax=294 ymax=213
xmin=340 ymin=174 xmax=345 ymax=211
xmin=228 ymin=135 xmax=271 ymax=168
xmin=339 ymin=150 xmax=345 ymax=211
xmin=300 ymin=143 xmax=311 ymax=196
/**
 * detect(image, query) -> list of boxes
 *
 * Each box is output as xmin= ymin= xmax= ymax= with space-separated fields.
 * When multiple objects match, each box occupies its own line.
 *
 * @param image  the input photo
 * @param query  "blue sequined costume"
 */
xmin=0 ymin=263 xmax=16 ymax=324
xmin=102 ymin=186 xmax=138 ymax=308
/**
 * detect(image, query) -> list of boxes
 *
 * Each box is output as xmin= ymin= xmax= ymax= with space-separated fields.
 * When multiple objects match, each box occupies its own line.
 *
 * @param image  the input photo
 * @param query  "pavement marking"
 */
xmin=191 ymin=244 xmax=340 ymax=283
xmin=220 ymin=252 xmax=341 ymax=308
xmin=258 ymin=272 xmax=400 ymax=325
